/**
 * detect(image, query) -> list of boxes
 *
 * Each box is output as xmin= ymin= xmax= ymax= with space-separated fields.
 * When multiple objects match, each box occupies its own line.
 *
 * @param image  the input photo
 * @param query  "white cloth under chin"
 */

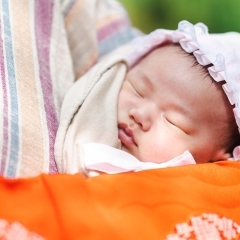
xmin=81 ymin=143 xmax=196 ymax=177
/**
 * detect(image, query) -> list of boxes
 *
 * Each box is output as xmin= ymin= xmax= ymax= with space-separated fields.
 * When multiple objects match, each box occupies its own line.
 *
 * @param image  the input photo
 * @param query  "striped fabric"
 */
xmin=63 ymin=0 xmax=139 ymax=79
xmin=0 ymin=0 xmax=138 ymax=178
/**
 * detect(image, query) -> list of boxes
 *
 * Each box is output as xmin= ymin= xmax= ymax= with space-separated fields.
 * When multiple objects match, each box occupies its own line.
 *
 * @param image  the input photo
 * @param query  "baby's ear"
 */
xmin=211 ymin=149 xmax=231 ymax=162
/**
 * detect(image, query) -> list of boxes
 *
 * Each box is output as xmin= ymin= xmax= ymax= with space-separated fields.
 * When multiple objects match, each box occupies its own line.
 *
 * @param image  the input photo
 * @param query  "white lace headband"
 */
xmin=123 ymin=20 xmax=240 ymax=159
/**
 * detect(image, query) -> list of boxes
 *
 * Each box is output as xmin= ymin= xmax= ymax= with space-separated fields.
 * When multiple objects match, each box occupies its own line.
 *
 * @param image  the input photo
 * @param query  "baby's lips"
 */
xmin=118 ymin=123 xmax=137 ymax=146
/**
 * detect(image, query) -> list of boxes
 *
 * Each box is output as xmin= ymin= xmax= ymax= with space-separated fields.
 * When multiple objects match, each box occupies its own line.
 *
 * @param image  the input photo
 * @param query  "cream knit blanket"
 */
xmin=55 ymin=56 xmax=127 ymax=174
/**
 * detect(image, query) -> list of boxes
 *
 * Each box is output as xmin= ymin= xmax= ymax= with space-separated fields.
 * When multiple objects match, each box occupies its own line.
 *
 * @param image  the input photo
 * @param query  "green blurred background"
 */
xmin=119 ymin=0 xmax=240 ymax=33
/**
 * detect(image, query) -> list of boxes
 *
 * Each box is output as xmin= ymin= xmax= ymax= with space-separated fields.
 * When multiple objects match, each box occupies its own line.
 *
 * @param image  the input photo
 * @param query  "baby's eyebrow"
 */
xmin=175 ymin=104 xmax=192 ymax=118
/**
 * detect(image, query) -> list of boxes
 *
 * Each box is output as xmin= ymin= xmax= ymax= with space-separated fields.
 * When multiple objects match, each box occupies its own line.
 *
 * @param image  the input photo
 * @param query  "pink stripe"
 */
xmin=97 ymin=18 xmax=129 ymax=42
xmin=35 ymin=0 xmax=58 ymax=173
xmin=0 ymin=18 xmax=9 ymax=175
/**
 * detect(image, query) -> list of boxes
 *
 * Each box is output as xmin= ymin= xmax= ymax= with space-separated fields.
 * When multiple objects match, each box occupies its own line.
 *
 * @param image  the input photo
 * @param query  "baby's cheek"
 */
xmin=138 ymin=136 xmax=187 ymax=163
xmin=138 ymin=143 xmax=168 ymax=163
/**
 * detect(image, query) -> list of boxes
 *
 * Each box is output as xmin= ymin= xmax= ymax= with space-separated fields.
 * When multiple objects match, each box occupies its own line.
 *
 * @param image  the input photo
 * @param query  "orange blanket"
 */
xmin=0 ymin=161 xmax=240 ymax=239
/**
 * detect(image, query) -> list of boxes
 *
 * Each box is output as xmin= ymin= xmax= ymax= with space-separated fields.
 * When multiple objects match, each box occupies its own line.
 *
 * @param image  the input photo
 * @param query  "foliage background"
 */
xmin=119 ymin=0 xmax=240 ymax=34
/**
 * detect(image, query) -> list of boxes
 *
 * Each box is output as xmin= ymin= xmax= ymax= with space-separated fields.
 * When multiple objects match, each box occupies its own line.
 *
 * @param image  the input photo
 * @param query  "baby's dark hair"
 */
xmin=176 ymin=43 xmax=240 ymax=157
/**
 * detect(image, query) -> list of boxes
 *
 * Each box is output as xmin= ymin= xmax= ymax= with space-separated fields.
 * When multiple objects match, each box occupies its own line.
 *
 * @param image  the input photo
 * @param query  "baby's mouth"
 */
xmin=118 ymin=123 xmax=137 ymax=147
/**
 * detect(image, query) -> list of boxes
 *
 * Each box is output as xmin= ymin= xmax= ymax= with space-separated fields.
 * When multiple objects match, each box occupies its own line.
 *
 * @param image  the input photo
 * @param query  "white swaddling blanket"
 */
xmin=82 ymin=143 xmax=195 ymax=177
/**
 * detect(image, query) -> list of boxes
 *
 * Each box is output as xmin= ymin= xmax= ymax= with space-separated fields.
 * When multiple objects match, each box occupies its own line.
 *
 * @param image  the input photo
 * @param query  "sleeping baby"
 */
xmin=55 ymin=21 xmax=240 ymax=176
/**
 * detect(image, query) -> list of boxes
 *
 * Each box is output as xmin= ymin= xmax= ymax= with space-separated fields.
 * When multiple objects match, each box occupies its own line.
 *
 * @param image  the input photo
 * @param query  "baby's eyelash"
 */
xmin=164 ymin=115 xmax=189 ymax=134
xmin=130 ymin=82 xmax=144 ymax=98
xmin=166 ymin=118 xmax=176 ymax=127
xmin=163 ymin=114 xmax=178 ymax=128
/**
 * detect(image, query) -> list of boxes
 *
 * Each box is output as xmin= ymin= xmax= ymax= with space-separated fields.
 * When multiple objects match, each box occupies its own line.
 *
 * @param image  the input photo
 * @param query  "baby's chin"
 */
xmin=120 ymin=143 xmax=140 ymax=160
xmin=120 ymin=143 xmax=131 ymax=154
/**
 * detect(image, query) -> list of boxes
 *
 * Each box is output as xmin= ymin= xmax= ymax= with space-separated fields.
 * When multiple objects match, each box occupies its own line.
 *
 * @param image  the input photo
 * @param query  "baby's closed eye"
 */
xmin=129 ymin=80 xmax=144 ymax=98
xmin=163 ymin=114 xmax=190 ymax=135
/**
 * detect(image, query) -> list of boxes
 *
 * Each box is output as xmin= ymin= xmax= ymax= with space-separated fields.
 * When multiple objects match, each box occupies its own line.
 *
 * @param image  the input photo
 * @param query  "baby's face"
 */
xmin=117 ymin=44 xmax=231 ymax=164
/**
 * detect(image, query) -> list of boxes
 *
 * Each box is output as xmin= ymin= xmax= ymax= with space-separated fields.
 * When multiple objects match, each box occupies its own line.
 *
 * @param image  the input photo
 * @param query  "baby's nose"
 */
xmin=129 ymin=105 xmax=154 ymax=131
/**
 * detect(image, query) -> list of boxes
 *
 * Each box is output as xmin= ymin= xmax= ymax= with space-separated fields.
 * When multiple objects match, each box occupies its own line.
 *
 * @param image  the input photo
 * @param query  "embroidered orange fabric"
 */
xmin=0 ymin=161 xmax=240 ymax=239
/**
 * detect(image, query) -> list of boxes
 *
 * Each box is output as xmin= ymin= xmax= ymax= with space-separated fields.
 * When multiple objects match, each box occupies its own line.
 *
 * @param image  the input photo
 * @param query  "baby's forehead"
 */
xmin=138 ymin=44 xmax=194 ymax=68
xmin=135 ymin=44 xmax=209 ymax=82
xmin=131 ymin=43 xmax=230 ymax=120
